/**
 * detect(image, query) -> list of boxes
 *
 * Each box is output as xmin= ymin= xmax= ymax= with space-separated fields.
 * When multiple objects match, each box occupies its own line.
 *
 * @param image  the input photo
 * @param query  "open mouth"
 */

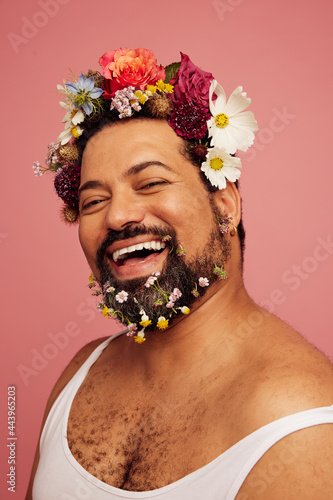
xmin=109 ymin=240 xmax=167 ymax=267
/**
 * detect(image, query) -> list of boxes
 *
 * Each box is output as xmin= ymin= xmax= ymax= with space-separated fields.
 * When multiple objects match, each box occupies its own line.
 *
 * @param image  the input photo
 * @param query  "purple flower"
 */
xmin=168 ymin=102 xmax=210 ymax=140
xmin=191 ymin=144 xmax=208 ymax=160
xmin=66 ymin=73 xmax=104 ymax=115
xmin=54 ymin=164 xmax=81 ymax=207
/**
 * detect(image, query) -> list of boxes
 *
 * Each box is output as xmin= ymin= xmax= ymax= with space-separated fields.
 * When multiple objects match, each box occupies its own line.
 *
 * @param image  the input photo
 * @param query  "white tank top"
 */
xmin=33 ymin=335 xmax=333 ymax=500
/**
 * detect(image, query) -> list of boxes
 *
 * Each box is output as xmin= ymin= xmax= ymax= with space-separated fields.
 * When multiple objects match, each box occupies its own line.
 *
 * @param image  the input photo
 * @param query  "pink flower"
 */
xmin=127 ymin=323 xmax=138 ymax=337
xmin=176 ymin=245 xmax=186 ymax=257
xmin=199 ymin=277 xmax=209 ymax=287
xmin=115 ymin=290 xmax=128 ymax=303
xmin=172 ymin=288 xmax=182 ymax=299
xmin=169 ymin=53 xmax=213 ymax=108
xmin=145 ymin=275 xmax=158 ymax=287
xmin=99 ymin=47 xmax=166 ymax=98
xmin=32 ymin=161 xmax=43 ymax=177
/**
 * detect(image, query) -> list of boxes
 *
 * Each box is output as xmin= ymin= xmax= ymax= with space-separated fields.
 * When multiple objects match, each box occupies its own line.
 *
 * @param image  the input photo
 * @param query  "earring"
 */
xmin=230 ymin=225 xmax=237 ymax=237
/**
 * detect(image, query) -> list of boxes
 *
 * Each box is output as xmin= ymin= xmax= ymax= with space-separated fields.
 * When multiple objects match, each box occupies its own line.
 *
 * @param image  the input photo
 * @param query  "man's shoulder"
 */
xmin=236 ymin=315 xmax=333 ymax=498
xmin=43 ymin=336 xmax=109 ymax=421
xmin=237 ymin=416 xmax=333 ymax=498
xmin=246 ymin=313 xmax=333 ymax=426
xmin=54 ymin=336 xmax=110 ymax=392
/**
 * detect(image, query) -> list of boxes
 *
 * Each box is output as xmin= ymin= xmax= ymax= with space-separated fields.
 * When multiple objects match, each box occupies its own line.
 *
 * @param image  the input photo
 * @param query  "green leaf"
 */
xmin=164 ymin=61 xmax=181 ymax=83
xmin=49 ymin=162 xmax=62 ymax=172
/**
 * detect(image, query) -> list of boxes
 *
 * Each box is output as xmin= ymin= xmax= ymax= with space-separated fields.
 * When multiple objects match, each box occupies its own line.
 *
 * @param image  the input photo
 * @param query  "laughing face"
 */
xmin=78 ymin=119 xmax=231 ymax=333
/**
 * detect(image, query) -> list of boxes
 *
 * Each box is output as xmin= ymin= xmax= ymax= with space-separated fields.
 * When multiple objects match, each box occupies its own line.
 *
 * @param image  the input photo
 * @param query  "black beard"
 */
xmin=95 ymin=218 xmax=230 ymax=335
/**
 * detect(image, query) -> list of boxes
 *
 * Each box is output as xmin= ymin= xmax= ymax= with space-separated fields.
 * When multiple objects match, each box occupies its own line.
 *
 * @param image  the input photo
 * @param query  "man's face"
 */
xmin=79 ymin=119 xmax=230 ymax=330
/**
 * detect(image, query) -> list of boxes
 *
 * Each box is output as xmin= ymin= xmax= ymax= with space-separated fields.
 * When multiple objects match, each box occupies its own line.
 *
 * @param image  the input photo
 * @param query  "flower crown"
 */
xmin=33 ymin=47 xmax=258 ymax=223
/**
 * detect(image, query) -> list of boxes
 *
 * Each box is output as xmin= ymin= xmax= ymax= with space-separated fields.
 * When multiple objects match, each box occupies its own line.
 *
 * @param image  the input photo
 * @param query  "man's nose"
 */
xmin=104 ymin=192 xmax=146 ymax=231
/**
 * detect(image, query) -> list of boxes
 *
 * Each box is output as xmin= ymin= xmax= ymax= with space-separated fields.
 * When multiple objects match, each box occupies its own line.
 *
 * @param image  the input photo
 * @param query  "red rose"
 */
xmin=169 ymin=53 xmax=214 ymax=108
xmin=99 ymin=47 xmax=166 ymax=99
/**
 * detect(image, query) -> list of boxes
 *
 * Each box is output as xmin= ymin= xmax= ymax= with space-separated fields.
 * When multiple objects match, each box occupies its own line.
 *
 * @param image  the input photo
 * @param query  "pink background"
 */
xmin=1 ymin=0 xmax=333 ymax=497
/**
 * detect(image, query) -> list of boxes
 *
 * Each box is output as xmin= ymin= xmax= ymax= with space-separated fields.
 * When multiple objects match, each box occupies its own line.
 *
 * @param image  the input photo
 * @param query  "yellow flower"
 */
xmin=134 ymin=335 xmax=146 ymax=344
xmin=88 ymin=273 xmax=95 ymax=284
xmin=102 ymin=305 xmax=110 ymax=318
xmin=157 ymin=316 xmax=169 ymax=330
xmin=71 ymin=126 xmax=80 ymax=139
xmin=180 ymin=306 xmax=190 ymax=315
xmin=134 ymin=329 xmax=146 ymax=343
xmin=140 ymin=315 xmax=152 ymax=328
xmin=134 ymin=90 xmax=148 ymax=105
xmin=164 ymin=83 xmax=174 ymax=93
xmin=146 ymin=84 xmax=157 ymax=94
xmin=155 ymin=80 xmax=165 ymax=91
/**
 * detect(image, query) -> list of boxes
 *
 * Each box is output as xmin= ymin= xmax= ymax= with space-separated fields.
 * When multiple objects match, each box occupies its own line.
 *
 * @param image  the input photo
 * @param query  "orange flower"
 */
xmin=99 ymin=47 xmax=166 ymax=98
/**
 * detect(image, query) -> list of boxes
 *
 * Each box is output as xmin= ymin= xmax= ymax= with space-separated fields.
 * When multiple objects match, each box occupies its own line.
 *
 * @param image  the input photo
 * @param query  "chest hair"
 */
xmin=67 ymin=376 xmax=226 ymax=491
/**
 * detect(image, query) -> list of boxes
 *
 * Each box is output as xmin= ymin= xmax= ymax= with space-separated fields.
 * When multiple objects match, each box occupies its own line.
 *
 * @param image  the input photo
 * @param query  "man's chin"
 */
xmin=103 ymin=272 xmax=149 ymax=296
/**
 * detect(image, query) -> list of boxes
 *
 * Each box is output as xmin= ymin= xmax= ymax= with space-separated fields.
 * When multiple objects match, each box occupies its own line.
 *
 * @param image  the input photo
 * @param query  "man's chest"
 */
xmin=67 ymin=374 xmax=235 ymax=491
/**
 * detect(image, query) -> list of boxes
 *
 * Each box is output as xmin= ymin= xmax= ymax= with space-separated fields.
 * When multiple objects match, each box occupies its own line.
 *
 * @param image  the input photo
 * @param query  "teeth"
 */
xmin=112 ymin=240 xmax=166 ymax=262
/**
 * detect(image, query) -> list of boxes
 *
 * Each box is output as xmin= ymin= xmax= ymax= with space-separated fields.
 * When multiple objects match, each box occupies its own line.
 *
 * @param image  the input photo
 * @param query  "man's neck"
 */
xmin=111 ymin=277 xmax=257 ymax=384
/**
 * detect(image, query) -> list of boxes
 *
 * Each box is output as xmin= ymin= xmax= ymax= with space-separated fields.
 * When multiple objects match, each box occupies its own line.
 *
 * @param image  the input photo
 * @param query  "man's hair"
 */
xmin=77 ymin=110 xmax=246 ymax=265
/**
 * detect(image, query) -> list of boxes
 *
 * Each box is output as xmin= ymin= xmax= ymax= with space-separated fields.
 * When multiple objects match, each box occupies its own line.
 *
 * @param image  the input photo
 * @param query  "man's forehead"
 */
xmin=84 ymin=118 xmax=181 ymax=152
xmin=81 ymin=121 xmax=188 ymax=177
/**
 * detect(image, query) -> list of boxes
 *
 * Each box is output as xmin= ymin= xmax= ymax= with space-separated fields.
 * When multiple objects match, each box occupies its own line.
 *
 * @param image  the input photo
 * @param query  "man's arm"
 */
xmin=25 ymin=337 xmax=108 ymax=500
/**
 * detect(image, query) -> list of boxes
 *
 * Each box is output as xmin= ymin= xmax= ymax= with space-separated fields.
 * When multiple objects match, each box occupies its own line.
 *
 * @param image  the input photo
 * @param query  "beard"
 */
xmin=94 ymin=207 xmax=231 ymax=336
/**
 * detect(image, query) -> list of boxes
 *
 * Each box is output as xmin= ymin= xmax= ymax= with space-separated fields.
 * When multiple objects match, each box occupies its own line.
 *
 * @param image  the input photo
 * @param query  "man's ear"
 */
xmin=211 ymin=181 xmax=241 ymax=226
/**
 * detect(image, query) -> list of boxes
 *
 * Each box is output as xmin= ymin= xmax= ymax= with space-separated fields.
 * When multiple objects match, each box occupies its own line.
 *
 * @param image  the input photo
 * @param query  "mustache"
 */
xmin=96 ymin=224 xmax=176 ymax=270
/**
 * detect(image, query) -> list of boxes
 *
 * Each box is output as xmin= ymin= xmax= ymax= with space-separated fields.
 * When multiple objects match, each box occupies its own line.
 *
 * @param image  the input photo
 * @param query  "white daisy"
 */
xmin=57 ymin=101 xmax=84 ymax=145
xmin=207 ymin=80 xmax=258 ymax=154
xmin=58 ymin=122 xmax=84 ymax=145
xmin=201 ymin=147 xmax=241 ymax=190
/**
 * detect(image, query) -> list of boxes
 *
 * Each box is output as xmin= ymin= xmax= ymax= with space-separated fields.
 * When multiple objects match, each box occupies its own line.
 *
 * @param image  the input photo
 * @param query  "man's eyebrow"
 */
xmin=78 ymin=180 xmax=106 ymax=198
xmin=123 ymin=161 xmax=173 ymax=178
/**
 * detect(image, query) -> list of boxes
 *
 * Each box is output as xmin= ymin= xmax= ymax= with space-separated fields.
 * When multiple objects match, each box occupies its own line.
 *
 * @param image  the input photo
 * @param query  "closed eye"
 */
xmin=81 ymin=199 xmax=104 ymax=210
xmin=139 ymin=181 xmax=169 ymax=190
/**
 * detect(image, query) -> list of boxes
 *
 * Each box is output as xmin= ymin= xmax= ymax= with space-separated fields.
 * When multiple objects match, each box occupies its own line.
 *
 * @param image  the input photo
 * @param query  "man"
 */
xmin=27 ymin=48 xmax=333 ymax=499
